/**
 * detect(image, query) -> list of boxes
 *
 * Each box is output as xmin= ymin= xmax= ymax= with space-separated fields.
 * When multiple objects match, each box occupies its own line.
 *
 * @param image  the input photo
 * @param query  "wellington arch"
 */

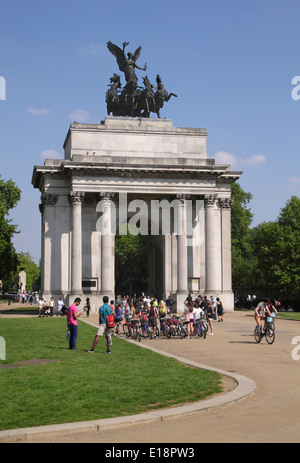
xmin=32 ymin=116 xmax=242 ymax=312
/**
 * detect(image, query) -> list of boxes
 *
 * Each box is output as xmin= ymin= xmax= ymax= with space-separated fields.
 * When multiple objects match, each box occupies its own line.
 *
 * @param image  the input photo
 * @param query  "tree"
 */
xmin=17 ymin=252 xmax=41 ymax=292
xmin=114 ymin=224 xmax=148 ymax=296
xmin=0 ymin=175 xmax=21 ymax=287
xmin=230 ymin=182 xmax=256 ymax=296
xmin=251 ymin=196 xmax=300 ymax=304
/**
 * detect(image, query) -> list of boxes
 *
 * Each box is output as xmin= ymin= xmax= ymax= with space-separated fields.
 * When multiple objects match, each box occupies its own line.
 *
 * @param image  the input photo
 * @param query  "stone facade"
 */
xmin=32 ymin=117 xmax=242 ymax=312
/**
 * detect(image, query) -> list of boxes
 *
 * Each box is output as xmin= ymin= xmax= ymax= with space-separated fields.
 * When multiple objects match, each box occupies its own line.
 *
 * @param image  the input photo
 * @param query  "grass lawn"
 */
xmin=276 ymin=312 xmax=300 ymax=320
xmin=0 ymin=318 xmax=222 ymax=431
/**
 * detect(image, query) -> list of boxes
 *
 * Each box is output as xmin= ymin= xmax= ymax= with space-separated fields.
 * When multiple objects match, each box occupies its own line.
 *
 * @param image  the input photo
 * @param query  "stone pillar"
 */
xmin=219 ymin=198 xmax=234 ymax=292
xmin=176 ymin=194 xmax=189 ymax=310
xmin=69 ymin=191 xmax=85 ymax=294
xmin=163 ymin=233 xmax=172 ymax=299
xmin=204 ymin=194 xmax=218 ymax=293
xmin=39 ymin=193 xmax=58 ymax=297
xmin=99 ymin=193 xmax=115 ymax=297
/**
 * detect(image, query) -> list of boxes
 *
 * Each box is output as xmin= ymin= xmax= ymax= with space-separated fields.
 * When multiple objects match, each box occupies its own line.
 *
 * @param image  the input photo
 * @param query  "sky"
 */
xmin=0 ymin=0 xmax=299 ymax=264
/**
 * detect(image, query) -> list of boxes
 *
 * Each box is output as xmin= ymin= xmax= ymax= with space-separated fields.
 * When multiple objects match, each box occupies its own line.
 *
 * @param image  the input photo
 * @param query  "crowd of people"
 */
xmin=33 ymin=291 xmax=280 ymax=353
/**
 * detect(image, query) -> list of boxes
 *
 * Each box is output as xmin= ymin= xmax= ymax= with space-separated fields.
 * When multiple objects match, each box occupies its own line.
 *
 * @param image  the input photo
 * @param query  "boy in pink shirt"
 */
xmin=67 ymin=298 xmax=83 ymax=350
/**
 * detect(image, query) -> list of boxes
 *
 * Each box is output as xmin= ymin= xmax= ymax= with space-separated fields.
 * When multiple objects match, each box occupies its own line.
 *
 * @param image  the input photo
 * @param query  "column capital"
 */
xmin=176 ymin=193 xmax=190 ymax=204
xmin=99 ymin=192 xmax=115 ymax=201
xmin=219 ymin=197 xmax=234 ymax=209
xmin=69 ymin=191 xmax=85 ymax=204
xmin=39 ymin=193 xmax=58 ymax=213
xmin=204 ymin=194 xmax=218 ymax=207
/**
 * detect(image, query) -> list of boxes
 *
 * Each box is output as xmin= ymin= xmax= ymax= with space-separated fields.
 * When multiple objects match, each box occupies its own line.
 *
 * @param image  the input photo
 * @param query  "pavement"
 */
xmin=0 ymin=305 xmax=300 ymax=443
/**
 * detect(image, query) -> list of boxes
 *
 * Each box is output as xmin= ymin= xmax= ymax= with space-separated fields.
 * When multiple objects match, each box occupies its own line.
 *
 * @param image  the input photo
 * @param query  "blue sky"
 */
xmin=0 ymin=0 xmax=299 ymax=263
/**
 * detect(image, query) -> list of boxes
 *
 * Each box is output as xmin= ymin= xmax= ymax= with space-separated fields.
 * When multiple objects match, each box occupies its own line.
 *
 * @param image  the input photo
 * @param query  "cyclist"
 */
xmin=255 ymin=298 xmax=272 ymax=336
xmin=185 ymin=302 xmax=195 ymax=338
xmin=148 ymin=300 xmax=158 ymax=337
xmin=131 ymin=305 xmax=141 ymax=338
xmin=114 ymin=302 xmax=123 ymax=334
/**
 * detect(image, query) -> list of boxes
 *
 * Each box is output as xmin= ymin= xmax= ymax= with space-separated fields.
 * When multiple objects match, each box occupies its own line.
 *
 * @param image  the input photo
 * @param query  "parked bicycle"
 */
xmin=194 ymin=318 xmax=207 ymax=339
xmin=160 ymin=317 xmax=171 ymax=338
xmin=140 ymin=318 xmax=152 ymax=339
xmin=254 ymin=313 xmax=275 ymax=344
xmin=123 ymin=316 xmax=132 ymax=338
xmin=131 ymin=319 xmax=141 ymax=342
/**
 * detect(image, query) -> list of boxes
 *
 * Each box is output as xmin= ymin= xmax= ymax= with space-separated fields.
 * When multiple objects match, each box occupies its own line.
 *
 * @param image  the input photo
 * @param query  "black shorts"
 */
xmin=149 ymin=318 xmax=157 ymax=327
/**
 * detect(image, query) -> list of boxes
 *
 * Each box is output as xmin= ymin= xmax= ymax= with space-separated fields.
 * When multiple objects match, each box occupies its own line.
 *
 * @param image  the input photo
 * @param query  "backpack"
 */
xmin=106 ymin=314 xmax=115 ymax=328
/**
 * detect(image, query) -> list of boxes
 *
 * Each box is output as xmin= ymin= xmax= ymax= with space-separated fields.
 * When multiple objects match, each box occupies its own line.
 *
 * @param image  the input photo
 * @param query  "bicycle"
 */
xmin=194 ymin=318 xmax=207 ymax=339
xmin=254 ymin=313 xmax=275 ymax=344
xmin=180 ymin=319 xmax=189 ymax=338
xmin=114 ymin=317 xmax=123 ymax=335
xmin=123 ymin=316 xmax=132 ymax=338
xmin=140 ymin=318 xmax=152 ymax=339
xmin=159 ymin=317 xmax=171 ymax=338
xmin=131 ymin=320 xmax=141 ymax=342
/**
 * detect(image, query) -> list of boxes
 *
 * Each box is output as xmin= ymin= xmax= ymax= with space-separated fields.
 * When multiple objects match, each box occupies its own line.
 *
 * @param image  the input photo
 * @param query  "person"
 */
xmin=210 ymin=295 xmax=217 ymax=320
xmin=131 ymin=304 xmax=141 ymax=338
xmin=216 ymin=297 xmax=224 ymax=322
xmin=85 ymin=298 xmax=91 ymax=317
xmin=158 ymin=300 xmax=168 ymax=336
xmin=49 ymin=297 xmax=55 ymax=317
xmin=38 ymin=298 xmax=44 ymax=317
xmin=67 ymin=297 xmax=83 ymax=350
xmin=205 ymin=297 xmax=215 ymax=335
xmin=148 ymin=300 xmax=158 ymax=337
xmin=57 ymin=297 xmax=65 ymax=316
xmin=166 ymin=295 xmax=173 ymax=313
xmin=114 ymin=302 xmax=123 ymax=334
xmin=88 ymin=296 xmax=113 ymax=354
xmin=185 ymin=303 xmax=195 ymax=338
xmin=255 ymin=298 xmax=271 ymax=337
xmin=194 ymin=302 xmax=204 ymax=321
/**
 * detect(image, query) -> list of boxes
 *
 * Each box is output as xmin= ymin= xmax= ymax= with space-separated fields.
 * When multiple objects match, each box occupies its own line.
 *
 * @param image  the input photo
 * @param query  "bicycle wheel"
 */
xmin=123 ymin=323 xmax=130 ymax=337
xmin=265 ymin=325 xmax=275 ymax=344
xmin=200 ymin=324 xmax=207 ymax=339
xmin=254 ymin=326 xmax=262 ymax=343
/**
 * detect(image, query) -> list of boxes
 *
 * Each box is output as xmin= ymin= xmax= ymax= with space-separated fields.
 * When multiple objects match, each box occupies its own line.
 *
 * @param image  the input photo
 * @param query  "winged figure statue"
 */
xmin=107 ymin=41 xmax=147 ymax=87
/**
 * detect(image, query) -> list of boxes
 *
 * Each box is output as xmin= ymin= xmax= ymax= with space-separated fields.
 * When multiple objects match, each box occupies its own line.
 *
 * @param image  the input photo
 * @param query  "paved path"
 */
xmin=1 ymin=310 xmax=300 ymax=443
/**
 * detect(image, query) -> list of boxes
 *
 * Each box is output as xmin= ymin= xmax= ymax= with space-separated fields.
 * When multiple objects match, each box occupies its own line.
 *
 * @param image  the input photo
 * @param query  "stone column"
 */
xmin=176 ymin=194 xmax=189 ymax=309
xmin=219 ymin=198 xmax=234 ymax=292
xmin=69 ymin=191 xmax=85 ymax=294
xmin=204 ymin=194 xmax=218 ymax=293
xmin=99 ymin=193 xmax=115 ymax=297
xmin=39 ymin=193 xmax=58 ymax=297
xmin=163 ymin=233 xmax=172 ymax=299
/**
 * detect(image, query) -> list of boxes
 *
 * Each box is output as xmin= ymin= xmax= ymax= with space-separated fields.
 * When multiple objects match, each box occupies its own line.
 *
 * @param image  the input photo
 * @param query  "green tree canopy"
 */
xmin=230 ymin=181 xmax=256 ymax=295
xmin=114 ymin=224 xmax=148 ymax=296
xmin=0 ymin=175 xmax=21 ymax=284
xmin=17 ymin=252 xmax=41 ymax=292
xmin=251 ymin=196 xmax=300 ymax=302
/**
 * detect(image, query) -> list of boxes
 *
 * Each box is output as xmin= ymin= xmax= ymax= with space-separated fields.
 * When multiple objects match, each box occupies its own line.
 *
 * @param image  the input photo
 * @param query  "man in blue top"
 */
xmin=88 ymin=296 xmax=113 ymax=354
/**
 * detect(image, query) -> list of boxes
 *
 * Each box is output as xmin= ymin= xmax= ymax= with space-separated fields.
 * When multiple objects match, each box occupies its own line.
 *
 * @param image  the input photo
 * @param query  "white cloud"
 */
xmin=27 ymin=107 xmax=51 ymax=116
xmin=78 ymin=43 xmax=106 ymax=57
xmin=241 ymin=154 xmax=267 ymax=166
xmin=214 ymin=151 xmax=267 ymax=168
xmin=68 ymin=108 xmax=90 ymax=123
xmin=41 ymin=150 xmax=63 ymax=159
xmin=214 ymin=151 xmax=238 ymax=167
xmin=289 ymin=177 xmax=300 ymax=183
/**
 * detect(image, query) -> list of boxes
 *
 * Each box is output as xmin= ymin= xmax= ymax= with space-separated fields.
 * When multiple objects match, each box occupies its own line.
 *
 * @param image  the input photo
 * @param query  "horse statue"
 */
xmin=106 ymin=74 xmax=121 ymax=116
xmin=135 ymin=76 xmax=156 ymax=118
xmin=154 ymin=75 xmax=178 ymax=118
